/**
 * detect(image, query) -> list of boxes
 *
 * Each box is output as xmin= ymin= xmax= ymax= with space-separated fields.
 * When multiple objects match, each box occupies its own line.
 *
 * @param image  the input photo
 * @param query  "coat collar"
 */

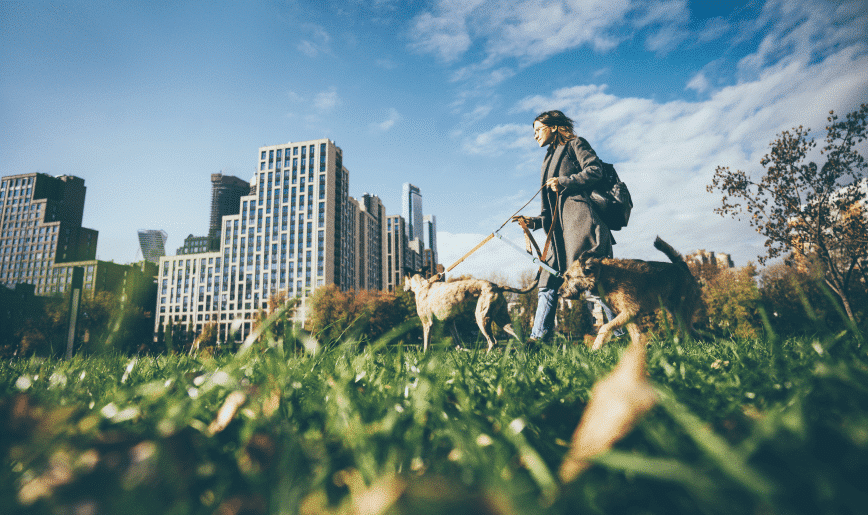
xmin=541 ymin=143 xmax=569 ymax=182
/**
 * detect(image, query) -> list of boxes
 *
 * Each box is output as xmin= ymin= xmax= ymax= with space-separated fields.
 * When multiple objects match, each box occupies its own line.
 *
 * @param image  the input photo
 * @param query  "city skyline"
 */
xmin=2 ymin=1 xmax=866 ymax=282
xmin=153 ymin=138 xmax=438 ymax=344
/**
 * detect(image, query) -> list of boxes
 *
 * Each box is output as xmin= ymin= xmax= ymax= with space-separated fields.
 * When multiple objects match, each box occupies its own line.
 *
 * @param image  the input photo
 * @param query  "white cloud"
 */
xmin=298 ymin=24 xmax=332 ymax=58
xmin=408 ymin=0 xmax=482 ymax=63
xmin=298 ymin=40 xmax=319 ymax=58
xmin=462 ymin=122 xmax=528 ymax=155
xmin=372 ymin=108 xmax=401 ymax=131
xmin=314 ymin=87 xmax=341 ymax=111
xmin=685 ymin=72 xmax=710 ymax=94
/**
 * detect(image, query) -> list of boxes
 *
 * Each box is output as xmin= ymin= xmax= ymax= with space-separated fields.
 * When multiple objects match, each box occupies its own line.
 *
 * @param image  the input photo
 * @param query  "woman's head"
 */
xmin=533 ymin=110 xmax=576 ymax=147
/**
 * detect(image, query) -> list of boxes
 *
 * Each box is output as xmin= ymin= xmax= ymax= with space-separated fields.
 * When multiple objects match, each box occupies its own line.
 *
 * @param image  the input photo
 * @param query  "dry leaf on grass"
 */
xmin=208 ymin=391 xmax=247 ymax=435
xmin=559 ymin=342 xmax=657 ymax=483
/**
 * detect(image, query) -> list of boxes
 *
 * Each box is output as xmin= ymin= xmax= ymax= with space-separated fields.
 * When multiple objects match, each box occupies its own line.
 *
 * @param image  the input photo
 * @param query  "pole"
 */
xmin=65 ymin=267 xmax=84 ymax=359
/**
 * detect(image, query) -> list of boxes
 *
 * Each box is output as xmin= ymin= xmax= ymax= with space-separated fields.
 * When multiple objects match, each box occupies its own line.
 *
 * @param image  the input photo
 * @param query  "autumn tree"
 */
xmin=709 ymin=104 xmax=868 ymax=322
xmin=702 ymin=265 xmax=763 ymax=340
xmin=758 ymin=258 xmax=849 ymax=335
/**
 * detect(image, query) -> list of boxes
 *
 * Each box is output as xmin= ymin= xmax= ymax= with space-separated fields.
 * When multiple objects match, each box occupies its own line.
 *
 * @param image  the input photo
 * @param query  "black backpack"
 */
xmin=588 ymin=161 xmax=632 ymax=231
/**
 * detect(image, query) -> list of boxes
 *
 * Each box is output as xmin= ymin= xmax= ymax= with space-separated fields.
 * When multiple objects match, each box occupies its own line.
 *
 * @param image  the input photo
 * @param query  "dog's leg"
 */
xmin=475 ymin=299 xmax=497 ymax=352
xmin=592 ymin=310 xmax=633 ymax=350
xmin=422 ymin=319 xmax=432 ymax=352
xmin=626 ymin=321 xmax=644 ymax=347
xmin=494 ymin=301 xmax=518 ymax=346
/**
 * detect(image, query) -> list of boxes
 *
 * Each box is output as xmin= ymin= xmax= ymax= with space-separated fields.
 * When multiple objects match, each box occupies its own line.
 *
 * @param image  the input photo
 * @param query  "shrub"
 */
xmin=307 ymin=285 xmax=414 ymax=344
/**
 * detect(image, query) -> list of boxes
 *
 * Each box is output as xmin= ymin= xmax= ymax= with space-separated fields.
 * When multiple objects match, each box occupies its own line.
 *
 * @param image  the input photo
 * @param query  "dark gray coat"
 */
xmin=529 ymin=137 xmax=613 ymax=289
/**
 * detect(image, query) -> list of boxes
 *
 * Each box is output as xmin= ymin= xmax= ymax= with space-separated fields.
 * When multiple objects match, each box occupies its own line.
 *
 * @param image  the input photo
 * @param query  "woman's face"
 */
xmin=533 ymin=121 xmax=557 ymax=147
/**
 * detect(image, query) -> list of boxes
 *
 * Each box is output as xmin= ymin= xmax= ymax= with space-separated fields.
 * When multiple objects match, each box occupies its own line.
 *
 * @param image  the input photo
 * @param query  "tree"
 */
xmin=758 ymin=259 xmax=849 ymax=335
xmin=702 ymin=265 xmax=763 ymax=340
xmin=709 ymin=104 xmax=868 ymax=322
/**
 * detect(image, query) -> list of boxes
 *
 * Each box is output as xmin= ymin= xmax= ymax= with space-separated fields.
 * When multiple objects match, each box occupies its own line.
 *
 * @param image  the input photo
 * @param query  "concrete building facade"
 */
xmin=50 ymin=259 xmax=158 ymax=306
xmin=0 ymin=173 xmax=98 ymax=295
xmin=351 ymin=194 xmax=386 ymax=291
xmin=177 ymin=234 xmax=210 ymax=255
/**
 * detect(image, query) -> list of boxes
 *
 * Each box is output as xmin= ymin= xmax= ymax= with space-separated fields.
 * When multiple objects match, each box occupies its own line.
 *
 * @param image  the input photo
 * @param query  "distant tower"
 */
xmin=138 ymin=229 xmax=168 ymax=263
xmin=422 ymin=214 xmax=438 ymax=268
xmin=209 ymin=173 xmax=250 ymax=251
xmin=402 ymin=183 xmax=423 ymax=243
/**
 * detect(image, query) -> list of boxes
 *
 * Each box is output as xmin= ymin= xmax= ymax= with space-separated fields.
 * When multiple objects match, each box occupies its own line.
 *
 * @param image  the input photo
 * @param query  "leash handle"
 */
xmin=516 ymin=217 xmax=542 ymax=257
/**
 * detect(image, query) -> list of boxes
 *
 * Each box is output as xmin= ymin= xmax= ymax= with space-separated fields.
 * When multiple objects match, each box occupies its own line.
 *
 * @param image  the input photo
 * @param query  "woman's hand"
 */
xmin=511 ymin=215 xmax=532 ymax=225
xmin=545 ymin=177 xmax=560 ymax=192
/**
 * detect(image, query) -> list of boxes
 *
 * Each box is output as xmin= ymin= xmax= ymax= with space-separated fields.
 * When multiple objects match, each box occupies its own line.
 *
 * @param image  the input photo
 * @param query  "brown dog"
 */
xmin=404 ymin=274 xmax=533 ymax=351
xmin=559 ymin=237 xmax=702 ymax=349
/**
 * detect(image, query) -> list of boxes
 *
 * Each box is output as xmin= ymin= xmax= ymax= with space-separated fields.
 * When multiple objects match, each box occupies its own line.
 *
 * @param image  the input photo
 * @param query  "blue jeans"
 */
xmin=529 ymin=289 xmax=623 ymax=340
xmin=530 ymin=287 xmax=559 ymax=340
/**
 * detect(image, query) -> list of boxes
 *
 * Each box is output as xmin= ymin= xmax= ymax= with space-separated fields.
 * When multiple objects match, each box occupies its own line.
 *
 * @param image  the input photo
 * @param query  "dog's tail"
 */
xmin=654 ymin=236 xmax=690 ymax=272
xmin=498 ymin=283 xmax=537 ymax=294
xmin=495 ymin=269 xmax=541 ymax=294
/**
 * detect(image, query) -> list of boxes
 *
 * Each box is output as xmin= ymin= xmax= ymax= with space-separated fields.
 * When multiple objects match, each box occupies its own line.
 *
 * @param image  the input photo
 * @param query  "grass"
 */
xmin=1 ymin=323 xmax=867 ymax=515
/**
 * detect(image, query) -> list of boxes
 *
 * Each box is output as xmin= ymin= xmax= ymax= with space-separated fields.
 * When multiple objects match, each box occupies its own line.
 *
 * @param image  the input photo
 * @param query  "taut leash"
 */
xmin=434 ymin=185 xmax=562 ymax=281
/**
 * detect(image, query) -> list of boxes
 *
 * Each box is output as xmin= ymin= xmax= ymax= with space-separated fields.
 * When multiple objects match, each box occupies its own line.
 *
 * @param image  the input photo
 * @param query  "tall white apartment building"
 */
xmin=154 ymin=138 xmax=353 ymax=344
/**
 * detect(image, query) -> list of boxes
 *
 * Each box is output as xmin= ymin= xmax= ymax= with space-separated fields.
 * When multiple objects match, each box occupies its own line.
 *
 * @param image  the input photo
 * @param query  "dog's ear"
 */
xmin=582 ymin=257 xmax=601 ymax=275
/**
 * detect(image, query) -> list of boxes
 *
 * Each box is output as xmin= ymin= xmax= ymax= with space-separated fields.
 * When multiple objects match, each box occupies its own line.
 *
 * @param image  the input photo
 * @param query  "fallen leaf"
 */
xmin=559 ymin=342 xmax=657 ymax=483
xmin=208 ymin=391 xmax=247 ymax=435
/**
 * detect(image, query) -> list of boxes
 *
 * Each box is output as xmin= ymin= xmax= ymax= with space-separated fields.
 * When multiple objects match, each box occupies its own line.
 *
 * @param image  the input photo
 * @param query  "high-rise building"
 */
xmin=350 ymin=193 xmax=386 ymax=291
xmin=209 ymin=174 xmax=250 ymax=251
xmin=138 ymin=229 xmax=168 ymax=263
xmin=154 ymin=138 xmax=353 ymax=344
xmin=422 ymin=214 xmax=438 ymax=268
xmin=0 ymin=173 xmax=98 ymax=294
xmin=384 ymin=215 xmax=412 ymax=292
xmin=402 ymin=183 xmax=423 ymax=243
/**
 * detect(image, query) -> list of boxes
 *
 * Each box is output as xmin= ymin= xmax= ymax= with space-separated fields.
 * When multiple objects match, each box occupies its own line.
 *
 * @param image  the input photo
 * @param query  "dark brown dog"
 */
xmin=559 ymin=237 xmax=702 ymax=349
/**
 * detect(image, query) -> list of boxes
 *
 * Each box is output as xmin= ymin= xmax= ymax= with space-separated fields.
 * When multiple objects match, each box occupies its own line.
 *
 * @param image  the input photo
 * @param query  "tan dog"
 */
xmin=403 ymin=274 xmax=534 ymax=351
xmin=559 ymin=237 xmax=702 ymax=349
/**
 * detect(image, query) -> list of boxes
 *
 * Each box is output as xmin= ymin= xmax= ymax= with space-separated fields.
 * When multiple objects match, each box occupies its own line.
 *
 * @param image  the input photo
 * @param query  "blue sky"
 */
xmin=2 ymin=0 xmax=867 ymax=283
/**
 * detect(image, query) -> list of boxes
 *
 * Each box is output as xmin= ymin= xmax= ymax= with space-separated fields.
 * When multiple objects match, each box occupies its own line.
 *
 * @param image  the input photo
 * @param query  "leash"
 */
xmin=436 ymin=185 xmax=561 ymax=280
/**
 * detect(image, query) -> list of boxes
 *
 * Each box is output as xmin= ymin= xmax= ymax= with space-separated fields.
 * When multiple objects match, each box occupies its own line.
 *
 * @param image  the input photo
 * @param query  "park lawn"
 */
xmin=1 ymin=327 xmax=867 ymax=515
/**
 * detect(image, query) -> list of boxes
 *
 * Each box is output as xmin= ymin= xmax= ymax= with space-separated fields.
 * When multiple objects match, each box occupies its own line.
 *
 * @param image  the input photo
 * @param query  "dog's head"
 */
xmin=559 ymin=257 xmax=601 ymax=299
xmin=403 ymin=274 xmax=425 ymax=293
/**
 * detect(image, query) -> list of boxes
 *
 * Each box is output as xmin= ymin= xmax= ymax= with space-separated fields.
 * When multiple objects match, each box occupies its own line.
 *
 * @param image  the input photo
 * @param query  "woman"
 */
xmin=513 ymin=110 xmax=614 ymax=342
